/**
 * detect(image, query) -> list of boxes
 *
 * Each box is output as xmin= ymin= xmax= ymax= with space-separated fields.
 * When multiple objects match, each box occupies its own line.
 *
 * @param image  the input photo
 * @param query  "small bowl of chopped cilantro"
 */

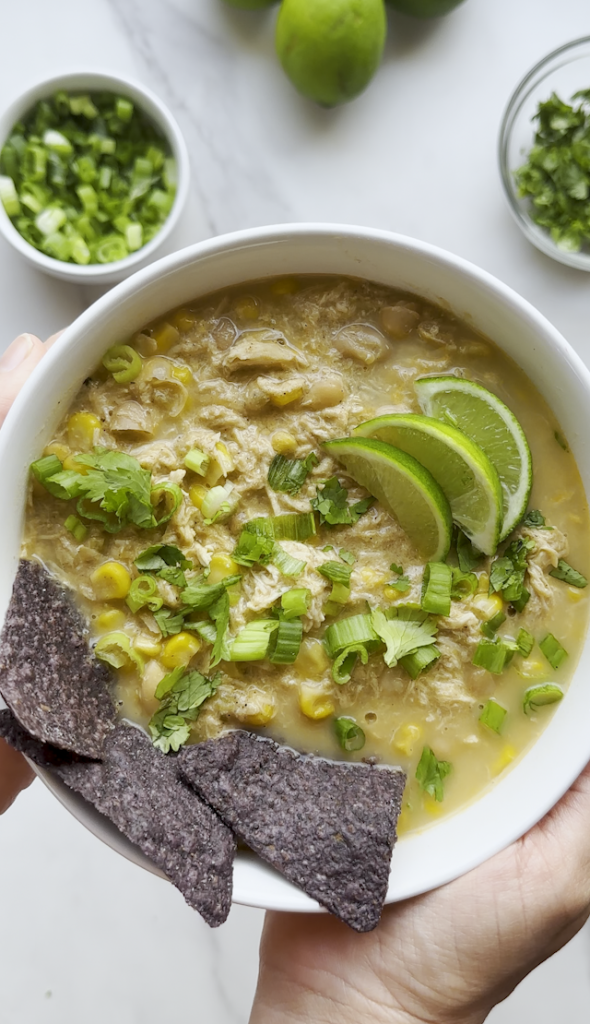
xmin=499 ymin=37 xmax=590 ymax=270
xmin=0 ymin=71 xmax=189 ymax=283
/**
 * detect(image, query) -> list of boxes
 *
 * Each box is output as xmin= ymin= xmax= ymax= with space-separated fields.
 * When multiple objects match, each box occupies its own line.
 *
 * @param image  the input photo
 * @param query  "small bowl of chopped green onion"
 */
xmin=499 ymin=37 xmax=590 ymax=270
xmin=0 ymin=71 xmax=189 ymax=284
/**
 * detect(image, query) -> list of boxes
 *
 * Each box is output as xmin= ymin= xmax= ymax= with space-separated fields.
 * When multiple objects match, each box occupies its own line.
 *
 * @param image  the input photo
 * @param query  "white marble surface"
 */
xmin=2 ymin=0 xmax=590 ymax=1020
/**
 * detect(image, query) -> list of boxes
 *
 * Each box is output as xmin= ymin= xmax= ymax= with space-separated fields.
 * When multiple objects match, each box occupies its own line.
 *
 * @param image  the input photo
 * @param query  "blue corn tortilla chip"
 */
xmin=179 ymin=730 xmax=406 ymax=932
xmin=0 ymin=560 xmax=117 ymax=758
xmin=0 ymin=711 xmax=236 ymax=927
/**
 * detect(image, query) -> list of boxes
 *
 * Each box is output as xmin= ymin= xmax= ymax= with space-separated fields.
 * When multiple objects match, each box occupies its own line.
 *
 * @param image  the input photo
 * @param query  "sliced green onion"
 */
xmin=415 ymin=746 xmax=451 ymax=802
xmin=102 ymin=344 xmax=142 ymax=383
xmin=479 ymin=699 xmax=507 ymax=734
xmin=549 ymin=559 xmax=588 ymax=588
xmin=332 ymin=643 xmax=369 ymax=685
xmin=267 ymin=619 xmax=303 ymax=664
xmin=334 ymin=717 xmax=365 ymax=752
xmin=516 ymin=628 xmax=534 ymax=657
xmin=246 ymin=512 xmax=317 ymax=542
xmin=64 ymin=514 xmax=87 ymax=542
xmin=126 ymin=575 xmax=164 ymax=614
xmin=267 ymin=452 xmax=319 ymax=494
xmin=451 ymin=567 xmax=478 ymax=600
xmin=421 ymin=562 xmax=452 ymax=616
xmin=399 ymin=644 xmax=440 ymax=679
xmin=230 ymin=620 xmax=279 ymax=662
xmin=272 ymin=544 xmax=306 ymax=578
xmin=42 ymin=129 xmax=73 ymax=155
xmin=539 ymin=633 xmax=568 ymax=671
xmin=232 ymin=529 xmax=275 ymax=567
xmin=0 ymin=175 xmax=20 ymax=216
xmin=323 ymin=580 xmax=350 ymax=618
xmin=339 ymin=549 xmax=355 ymax=565
xmin=324 ymin=613 xmax=378 ymax=658
xmin=316 ymin=561 xmax=353 ymax=586
xmin=472 ymin=638 xmax=511 ymax=675
xmin=200 ymin=483 xmax=238 ymax=525
xmin=480 ymin=610 xmax=507 ymax=639
xmin=523 ymin=683 xmax=564 ymax=715
xmin=36 ymin=206 xmax=66 ymax=236
xmin=31 ymin=454 xmax=66 ymax=497
xmin=388 ymin=603 xmax=428 ymax=622
xmin=126 ymin=223 xmax=143 ymax=252
xmin=94 ymin=631 xmax=143 ymax=672
xmin=184 ymin=448 xmax=210 ymax=476
xmin=281 ymin=588 xmax=310 ymax=620
xmin=150 ymin=481 xmax=183 ymax=526
xmin=184 ymin=620 xmax=217 ymax=644
xmin=512 ymin=588 xmax=530 ymax=613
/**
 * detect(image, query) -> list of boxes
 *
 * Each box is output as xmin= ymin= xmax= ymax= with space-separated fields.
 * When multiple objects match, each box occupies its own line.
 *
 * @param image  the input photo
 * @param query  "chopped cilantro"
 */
xmin=415 ymin=746 xmax=451 ymax=802
xmin=371 ymin=609 xmax=437 ymax=668
xmin=149 ymin=666 xmax=220 ymax=753
xmin=134 ymin=543 xmax=192 ymax=589
xmin=549 ymin=559 xmax=588 ymax=588
xmin=522 ymin=509 xmax=547 ymax=529
xmin=310 ymin=477 xmax=373 ymax=527
xmin=267 ymin=452 xmax=319 ymax=494
xmin=339 ymin=549 xmax=356 ymax=566
xmin=455 ymin=529 xmax=484 ymax=572
xmin=489 ymin=537 xmax=535 ymax=605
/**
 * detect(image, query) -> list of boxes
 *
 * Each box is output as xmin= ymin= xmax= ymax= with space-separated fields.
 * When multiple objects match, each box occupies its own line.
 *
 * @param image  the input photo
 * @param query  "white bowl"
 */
xmin=0 ymin=71 xmax=190 ymax=285
xmin=2 ymin=223 xmax=590 ymax=913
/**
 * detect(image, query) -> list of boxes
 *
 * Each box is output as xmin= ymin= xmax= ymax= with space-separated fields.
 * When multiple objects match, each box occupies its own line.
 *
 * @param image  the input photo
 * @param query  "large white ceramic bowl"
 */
xmin=2 ymin=224 xmax=590 ymax=913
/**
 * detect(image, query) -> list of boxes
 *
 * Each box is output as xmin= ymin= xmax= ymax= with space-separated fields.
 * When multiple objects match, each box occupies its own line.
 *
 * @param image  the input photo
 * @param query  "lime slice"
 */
xmin=415 ymin=376 xmax=532 ymax=541
xmin=324 ymin=437 xmax=452 ymax=561
xmin=353 ymin=414 xmax=503 ymax=555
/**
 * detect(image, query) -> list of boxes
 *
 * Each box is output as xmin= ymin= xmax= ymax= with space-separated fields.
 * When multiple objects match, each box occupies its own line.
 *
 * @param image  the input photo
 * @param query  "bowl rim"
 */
xmin=0 ymin=69 xmax=190 ymax=281
xmin=498 ymin=35 xmax=590 ymax=270
xmin=3 ymin=221 xmax=590 ymax=914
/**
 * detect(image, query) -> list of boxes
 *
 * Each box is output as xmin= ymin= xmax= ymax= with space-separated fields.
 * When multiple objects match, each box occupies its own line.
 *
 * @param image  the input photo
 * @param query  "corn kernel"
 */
xmin=568 ymin=587 xmax=585 ymax=602
xmin=298 ymin=682 xmax=335 ymax=720
xmin=477 ymin=572 xmax=489 ymax=593
xmin=152 ymin=321 xmax=180 ymax=353
xmin=161 ymin=632 xmax=201 ymax=669
xmin=43 ymin=442 xmax=70 ymax=462
xmin=271 ymin=431 xmax=297 ymax=455
xmin=295 ymin=638 xmax=330 ymax=679
xmin=90 ymin=562 xmax=132 ymax=601
xmin=492 ymin=744 xmax=516 ymax=777
xmin=172 ymin=365 xmax=192 ymax=385
xmin=67 ymin=412 xmax=101 ymax=451
xmin=238 ymin=700 xmax=276 ymax=727
xmin=208 ymin=553 xmax=239 ymax=584
xmin=516 ymin=659 xmax=546 ymax=680
xmin=189 ymin=483 xmax=208 ymax=510
xmin=393 ymin=723 xmax=422 ymax=756
xmin=472 ymin=593 xmax=503 ymax=620
xmin=95 ymin=608 xmax=126 ymax=632
xmin=63 ymin=454 xmax=90 ymax=475
xmin=271 ymin=277 xmax=298 ymax=296
xmin=234 ymin=296 xmax=260 ymax=321
xmin=270 ymin=385 xmax=304 ymax=408
xmin=205 ymin=460 xmax=224 ymax=487
xmin=214 ymin=442 xmax=234 ymax=475
xmin=384 ymin=585 xmax=405 ymax=602
xmin=134 ymin=637 xmax=162 ymax=658
xmin=423 ymin=794 xmax=443 ymax=816
xmin=171 ymin=308 xmax=198 ymax=332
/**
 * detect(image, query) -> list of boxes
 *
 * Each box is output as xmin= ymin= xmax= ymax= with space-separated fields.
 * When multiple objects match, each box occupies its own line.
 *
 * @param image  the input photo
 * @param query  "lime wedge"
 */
xmin=415 ymin=376 xmax=532 ymax=541
xmin=353 ymin=414 xmax=503 ymax=555
xmin=324 ymin=437 xmax=452 ymax=561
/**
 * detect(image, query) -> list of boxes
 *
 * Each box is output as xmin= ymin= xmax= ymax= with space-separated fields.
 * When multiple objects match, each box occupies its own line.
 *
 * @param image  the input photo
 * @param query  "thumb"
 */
xmin=0 ymin=334 xmax=48 ymax=426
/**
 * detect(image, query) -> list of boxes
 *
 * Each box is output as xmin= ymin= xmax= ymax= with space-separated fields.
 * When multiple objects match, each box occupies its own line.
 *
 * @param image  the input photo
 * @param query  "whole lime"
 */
xmin=386 ymin=0 xmax=465 ymax=17
xmin=276 ymin=0 xmax=387 ymax=107
xmin=222 ymin=0 xmax=277 ymax=8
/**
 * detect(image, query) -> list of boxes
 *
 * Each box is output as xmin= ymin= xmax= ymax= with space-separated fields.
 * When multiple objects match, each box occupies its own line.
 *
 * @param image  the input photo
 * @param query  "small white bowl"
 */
xmin=1 ymin=224 xmax=590 ymax=913
xmin=0 ymin=71 xmax=190 ymax=285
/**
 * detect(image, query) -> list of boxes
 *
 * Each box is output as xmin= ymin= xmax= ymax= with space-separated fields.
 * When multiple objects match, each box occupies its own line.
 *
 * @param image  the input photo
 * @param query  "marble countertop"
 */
xmin=2 ymin=1 xmax=590 ymax=1021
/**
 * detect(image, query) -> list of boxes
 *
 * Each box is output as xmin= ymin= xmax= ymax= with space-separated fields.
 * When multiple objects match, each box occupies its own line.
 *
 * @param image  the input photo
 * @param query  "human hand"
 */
xmin=250 ymin=761 xmax=590 ymax=1024
xmin=0 ymin=331 xmax=63 ymax=813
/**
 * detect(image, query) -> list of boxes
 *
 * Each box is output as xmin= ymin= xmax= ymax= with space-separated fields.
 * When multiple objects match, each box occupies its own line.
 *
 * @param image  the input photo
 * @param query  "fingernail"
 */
xmin=0 ymin=334 xmax=35 ymax=372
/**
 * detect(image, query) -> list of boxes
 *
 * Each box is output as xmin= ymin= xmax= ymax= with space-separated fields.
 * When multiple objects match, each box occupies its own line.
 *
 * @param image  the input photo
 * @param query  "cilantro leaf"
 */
xmin=522 ymin=509 xmax=548 ymax=528
xmin=134 ymin=543 xmax=193 ymax=589
xmin=267 ymin=451 xmax=319 ymax=494
xmin=489 ymin=537 xmax=535 ymax=605
xmin=149 ymin=666 xmax=220 ymax=753
xmin=152 ymin=608 xmax=186 ymax=637
xmin=415 ymin=746 xmax=452 ymax=802
xmin=549 ymin=559 xmax=588 ymax=588
xmin=388 ymin=563 xmax=410 ymax=593
xmin=310 ymin=477 xmax=373 ymax=527
xmin=371 ymin=610 xmax=437 ymax=668
xmin=456 ymin=530 xmax=484 ymax=572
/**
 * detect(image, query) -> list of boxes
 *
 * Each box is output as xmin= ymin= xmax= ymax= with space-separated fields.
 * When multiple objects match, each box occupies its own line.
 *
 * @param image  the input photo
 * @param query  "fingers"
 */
xmin=45 ymin=329 xmax=65 ymax=349
xmin=0 ymin=738 xmax=35 ymax=814
xmin=0 ymin=334 xmax=47 ymax=426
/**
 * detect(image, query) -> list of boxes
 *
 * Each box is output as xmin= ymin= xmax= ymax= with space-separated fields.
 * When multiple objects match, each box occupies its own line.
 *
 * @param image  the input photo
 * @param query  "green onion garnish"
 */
xmin=512 ymin=588 xmax=530 ymax=613
xmin=229 ymin=620 xmax=279 ymax=662
xmin=472 ymin=638 xmax=512 ymax=674
xmin=479 ymin=699 xmax=507 ymax=734
xmin=451 ymin=567 xmax=478 ymax=600
xmin=94 ymin=631 xmax=143 ymax=672
xmin=281 ymin=588 xmax=310 ymax=620
xmin=339 ymin=550 xmax=355 ymax=566
xmin=267 ymin=451 xmax=318 ymax=494
xmin=200 ymin=483 xmax=238 ymax=525
xmin=523 ymin=683 xmax=564 ymax=715
xmin=324 ymin=613 xmax=379 ymax=658
xmin=317 ymin=559 xmax=352 ymax=615
xmin=184 ymin=448 xmax=210 ymax=476
xmin=272 ymin=545 xmax=306 ymax=578
xmin=332 ymin=643 xmax=369 ymax=685
xmin=399 ymin=644 xmax=440 ymax=679
xmin=126 ymin=575 xmax=164 ymax=614
xmin=480 ymin=610 xmax=506 ymax=639
xmin=267 ymin=619 xmax=303 ymax=664
xmin=415 ymin=746 xmax=451 ymax=802
xmin=102 ymin=344 xmax=142 ymax=383
xmin=0 ymin=91 xmax=176 ymax=265
xmin=539 ymin=633 xmax=568 ymax=671
xmin=421 ymin=562 xmax=452 ymax=616
xmin=323 ymin=581 xmax=350 ymax=618
xmin=334 ymin=717 xmax=365 ymax=752
xmin=549 ymin=559 xmax=588 ymax=589
xmin=516 ymin=628 xmax=534 ymax=657
xmin=64 ymin=514 xmax=87 ymax=542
